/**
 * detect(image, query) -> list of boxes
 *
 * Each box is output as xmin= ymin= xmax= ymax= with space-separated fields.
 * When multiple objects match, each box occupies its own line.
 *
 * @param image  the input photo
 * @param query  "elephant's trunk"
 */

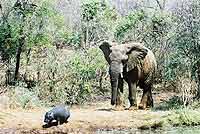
xmin=110 ymin=74 xmax=118 ymax=105
xmin=110 ymin=70 xmax=119 ymax=105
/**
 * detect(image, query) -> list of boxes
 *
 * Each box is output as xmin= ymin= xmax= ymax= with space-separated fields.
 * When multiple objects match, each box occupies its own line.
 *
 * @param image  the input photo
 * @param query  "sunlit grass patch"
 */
xmin=139 ymin=108 xmax=200 ymax=130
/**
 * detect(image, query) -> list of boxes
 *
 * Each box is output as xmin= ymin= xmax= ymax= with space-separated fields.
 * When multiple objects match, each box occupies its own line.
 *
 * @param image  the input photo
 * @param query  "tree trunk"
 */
xmin=195 ymin=60 xmax=200 ymax=99
xmin=14 ymin=37 xmax=24 ymax=81
xmin=26 ymin=48 xmax=31 ymax=65
xmin=99 ymin=71 xmax=104 ymax=94
xmin=196 ymin=69 xmax=200 ymax=99
xmin=85 ymin=22 xmax=89 ymax=49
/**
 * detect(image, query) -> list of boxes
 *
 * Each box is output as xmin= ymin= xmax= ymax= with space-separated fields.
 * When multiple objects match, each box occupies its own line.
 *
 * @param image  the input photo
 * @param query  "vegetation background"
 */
xmin=0 ymin=0 xmax=200 ymax=111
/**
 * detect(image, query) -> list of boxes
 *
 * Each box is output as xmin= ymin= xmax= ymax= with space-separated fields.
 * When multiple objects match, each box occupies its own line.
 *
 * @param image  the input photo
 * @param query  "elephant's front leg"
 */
xmin=127 ymin=82 xmax=137 ymax=110
xmin=115 ymin=78 xmax=124 ymax=111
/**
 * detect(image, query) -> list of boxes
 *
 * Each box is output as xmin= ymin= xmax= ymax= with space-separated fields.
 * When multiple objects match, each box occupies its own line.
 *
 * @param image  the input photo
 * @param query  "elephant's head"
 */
xmin=99 ymin=41 xmax=148 ymax=105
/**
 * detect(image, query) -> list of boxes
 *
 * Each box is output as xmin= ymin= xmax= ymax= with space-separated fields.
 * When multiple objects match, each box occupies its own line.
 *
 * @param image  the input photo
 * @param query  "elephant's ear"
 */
xmin=125 ymin=43 xmax=148 ymax=58
xmin=125 ymin=43 xmax=148 ymax=72
xmin=99 ymin=41 xmax=112 ymax=64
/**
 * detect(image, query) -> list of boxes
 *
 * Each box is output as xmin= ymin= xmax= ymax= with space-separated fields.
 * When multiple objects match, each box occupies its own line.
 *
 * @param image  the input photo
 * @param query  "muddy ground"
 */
xmin=0 ymin=92 xmax=176 ymax=134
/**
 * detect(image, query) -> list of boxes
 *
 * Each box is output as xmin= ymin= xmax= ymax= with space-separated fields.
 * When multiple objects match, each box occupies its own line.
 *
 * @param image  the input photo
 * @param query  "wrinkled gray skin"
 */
xmin=99 ymin=41 xmax=157 ymax=109
xmin=44 ymin=106 xmax=70 ymax=125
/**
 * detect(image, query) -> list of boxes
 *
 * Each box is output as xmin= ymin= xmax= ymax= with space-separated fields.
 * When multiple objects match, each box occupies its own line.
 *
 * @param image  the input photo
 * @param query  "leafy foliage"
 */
xmin=172 ymin=0 xmax=200 ymax=78
xmin=2 ymin=0 xmax=200 ymax=108
xmin=65 ymin=32 xmax=82 ymax=48
xmin=26 ymin=47 xmax=108 ymax=105
xmin=114 ymin=10 xmax=145 ymax=42
xmin=80 ymin=0 xmax=118 ymax=47
xmin=81 ymin=0 xmax=106 ymax=22
xmin=167 ymin=108 xmax=200 ymax=126
xmin=9 ymin=85 xmax=42 ymax=109
xmin=163 ymin=0 xmax=200 ymax=97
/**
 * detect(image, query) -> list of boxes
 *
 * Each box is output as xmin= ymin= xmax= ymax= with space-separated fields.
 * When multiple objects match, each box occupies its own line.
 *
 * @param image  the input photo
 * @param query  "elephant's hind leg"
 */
xmin=139 ymin=85 xmax=153 ymax=109
xmin=147 ymin=87 xmax=153 ymax=107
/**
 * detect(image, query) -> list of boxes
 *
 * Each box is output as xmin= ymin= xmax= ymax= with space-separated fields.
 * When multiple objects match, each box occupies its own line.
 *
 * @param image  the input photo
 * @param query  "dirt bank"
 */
xmin=0 ymin=92 xmax=175 ymax=133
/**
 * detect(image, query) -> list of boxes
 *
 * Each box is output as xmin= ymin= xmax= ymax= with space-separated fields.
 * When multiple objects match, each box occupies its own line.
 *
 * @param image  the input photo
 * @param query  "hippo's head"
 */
xmin=44 ymin=111 xmax=54 ymax=123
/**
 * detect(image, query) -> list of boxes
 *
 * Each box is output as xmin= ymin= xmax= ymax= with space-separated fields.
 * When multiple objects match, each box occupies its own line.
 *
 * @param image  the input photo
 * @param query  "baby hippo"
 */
xmin=44 ymin=105 xmax=70 ymax=125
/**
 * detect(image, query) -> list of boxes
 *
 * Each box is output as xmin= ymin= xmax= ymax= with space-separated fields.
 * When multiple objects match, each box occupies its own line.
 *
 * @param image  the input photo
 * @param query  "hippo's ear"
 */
xmin=99 ymin=41 xmax=112 ymax=64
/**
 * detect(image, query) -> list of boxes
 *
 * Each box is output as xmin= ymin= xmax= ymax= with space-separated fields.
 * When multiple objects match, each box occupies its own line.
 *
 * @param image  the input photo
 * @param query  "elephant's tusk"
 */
xmin=120 ymin=72 xmax=123 ymax=78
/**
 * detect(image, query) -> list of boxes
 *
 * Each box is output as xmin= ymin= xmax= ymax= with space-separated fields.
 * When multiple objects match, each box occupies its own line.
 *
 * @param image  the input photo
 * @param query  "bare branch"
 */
xmin=155 ymin=0 xmax=162 ymax=9
xmin=155 ymin=0 xmax=166 ymax=10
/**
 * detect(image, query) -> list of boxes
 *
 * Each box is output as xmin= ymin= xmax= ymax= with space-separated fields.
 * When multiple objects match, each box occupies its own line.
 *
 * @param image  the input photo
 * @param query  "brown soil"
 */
xmin=0 ymin=92 xmax=176 ymax=134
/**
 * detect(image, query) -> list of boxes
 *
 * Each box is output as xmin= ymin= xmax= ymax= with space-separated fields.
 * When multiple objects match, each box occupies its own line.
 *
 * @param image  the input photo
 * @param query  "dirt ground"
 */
xmin=0 ymin=92 xmax=175 ymax=134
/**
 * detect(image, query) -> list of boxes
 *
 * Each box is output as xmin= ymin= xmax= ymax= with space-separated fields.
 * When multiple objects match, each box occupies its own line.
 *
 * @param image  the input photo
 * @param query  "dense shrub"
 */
xmin=114 ymin=10 xmax=145 ymax=42
xmin=21 ymin=47 xmax=108 ymax=106
xmin=8 ymin=85 xmax=42 ymax=109
xmin=65 ymin=32 xmax=82 ymax=48
xmin=80 ymin=0 xmax=118 ymax=47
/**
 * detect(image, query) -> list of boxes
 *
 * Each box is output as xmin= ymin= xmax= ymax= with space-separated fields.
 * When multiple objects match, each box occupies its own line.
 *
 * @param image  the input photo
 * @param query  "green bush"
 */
xmin=139 ymin=108 xmax=200 ymax=130
xmin=80 ymin=0 xmax=118 ymax=47
xmin=30 ymin=47 xmax=108 ymax=105
xmin=114 ymin=10 xmax=145 ymax=42
xmin=64 ymin=32 xmax=82 ymax=48
xmin=167 ymin=109 xmax=200 ymax=126
xmin=81 ymin=0 xmax=106 ymax=22
xmin=63 ymin=48 xmax=108 ymax=104
xmin=9 ymin=85 xmax=42 ymax=109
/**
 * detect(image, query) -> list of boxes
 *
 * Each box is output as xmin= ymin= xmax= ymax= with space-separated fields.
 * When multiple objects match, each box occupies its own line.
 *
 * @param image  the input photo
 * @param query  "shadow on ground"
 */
xmin=42 ymin=122 xmax=59 ymax=128
xmin=96 ymin=108 xmax=114 ymax=112
xmin=42 ymin=121 xmax=69 ymax=128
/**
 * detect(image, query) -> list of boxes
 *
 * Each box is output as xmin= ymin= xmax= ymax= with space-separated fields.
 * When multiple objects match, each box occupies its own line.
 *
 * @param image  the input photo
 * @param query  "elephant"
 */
xmin=99 ymin=41 xmax=157 ymax=110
